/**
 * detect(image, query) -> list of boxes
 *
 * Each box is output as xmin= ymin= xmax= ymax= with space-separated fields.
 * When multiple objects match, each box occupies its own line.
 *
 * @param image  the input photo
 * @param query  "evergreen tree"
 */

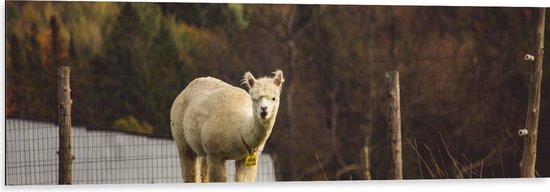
xmin=7 ymin=34 xmax=27 ymax=115
xmin=146 ymin=19 xmax=181 ymax=136
xmin=22 ymin=23 xmax=44 ymax=116
xmin=92 ymin=3 xmax=145 ymax=127
xmin=50 ymin=15 xmax=61 ymax=66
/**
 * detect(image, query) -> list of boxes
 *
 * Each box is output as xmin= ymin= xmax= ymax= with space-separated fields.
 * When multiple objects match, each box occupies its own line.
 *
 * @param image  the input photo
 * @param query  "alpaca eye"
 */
xmin=272 ymin=97 xmax=276 ymax=101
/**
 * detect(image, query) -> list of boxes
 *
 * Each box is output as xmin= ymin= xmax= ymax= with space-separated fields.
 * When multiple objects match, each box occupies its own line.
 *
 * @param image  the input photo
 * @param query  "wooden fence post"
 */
xmin=520 ymin=8 xmax=545 ymax=178
xmin=360 ymin=143 xmax=372 ymax=180
xmin=58 ymin=66 xmax=73 ymax=184
xmin=386 ymin=71 xmax=403 ymax=179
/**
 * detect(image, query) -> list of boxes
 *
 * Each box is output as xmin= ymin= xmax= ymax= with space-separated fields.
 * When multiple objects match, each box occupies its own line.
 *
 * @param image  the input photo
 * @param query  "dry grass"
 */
xmin=406 ymin=132 xmax=498 ymax=179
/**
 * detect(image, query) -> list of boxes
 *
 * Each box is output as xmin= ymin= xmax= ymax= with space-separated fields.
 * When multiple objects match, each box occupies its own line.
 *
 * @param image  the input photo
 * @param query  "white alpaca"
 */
xmin=170 ymin=70 xmax=284 ymax=182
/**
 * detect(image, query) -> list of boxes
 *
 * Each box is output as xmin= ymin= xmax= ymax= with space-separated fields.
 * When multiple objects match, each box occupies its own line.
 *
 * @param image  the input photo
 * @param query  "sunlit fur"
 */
xmin=170 ymin=70 xmax=284 ymax=182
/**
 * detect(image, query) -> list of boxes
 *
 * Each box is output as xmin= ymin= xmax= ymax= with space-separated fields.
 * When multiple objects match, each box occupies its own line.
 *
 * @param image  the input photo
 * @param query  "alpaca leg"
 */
xmin=235 ymin=154 xmax=259 ymax=182
xmin=199 ymin=156 xmax=209 ymax=182
xmin=178 ymin=147 xmax=199 ymax=183
xmin=206 ymin=156 xmax=227 ymax=182
xmin=235 ymin=158 xmax=245 ymax=182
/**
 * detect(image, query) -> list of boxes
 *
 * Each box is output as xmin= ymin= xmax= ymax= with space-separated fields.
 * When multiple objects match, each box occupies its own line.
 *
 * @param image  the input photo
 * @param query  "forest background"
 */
xmin=5 ymin=1 xmax=550 ymax=180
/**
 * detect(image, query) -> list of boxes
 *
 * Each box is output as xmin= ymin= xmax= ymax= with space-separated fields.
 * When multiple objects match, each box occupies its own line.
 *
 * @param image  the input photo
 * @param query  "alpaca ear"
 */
xmin=242 ymin=71 xmax=256 ymax=89
xmin=273 ymin=70 xmax=284 ymax=87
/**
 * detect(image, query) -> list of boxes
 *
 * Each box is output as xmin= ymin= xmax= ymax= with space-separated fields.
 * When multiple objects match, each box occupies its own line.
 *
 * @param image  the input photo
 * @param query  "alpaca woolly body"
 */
xmin=171 ymin=70 xmax=284 ymax=182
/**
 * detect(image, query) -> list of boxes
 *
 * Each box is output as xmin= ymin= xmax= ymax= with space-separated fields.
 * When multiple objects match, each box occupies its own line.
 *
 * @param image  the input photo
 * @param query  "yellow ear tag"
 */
xmin=245 ymin=154 xmax=257 ymax=167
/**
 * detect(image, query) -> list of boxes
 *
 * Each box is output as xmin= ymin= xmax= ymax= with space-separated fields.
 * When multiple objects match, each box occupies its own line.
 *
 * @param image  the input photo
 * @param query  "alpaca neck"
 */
xmin=242 ymin=113 xmax=276 ymax=151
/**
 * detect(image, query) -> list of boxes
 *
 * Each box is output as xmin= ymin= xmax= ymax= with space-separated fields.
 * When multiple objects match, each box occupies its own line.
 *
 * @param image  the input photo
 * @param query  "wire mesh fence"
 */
xmin=5 ymin=118 xmax=277 ymax=185
xmin=5 ymin=56 xmax=538 ymax=184
xmin=262 ymin=56 xmax=529 ymax=180
xmin=5 ymin=118 xmax=59 ymax=185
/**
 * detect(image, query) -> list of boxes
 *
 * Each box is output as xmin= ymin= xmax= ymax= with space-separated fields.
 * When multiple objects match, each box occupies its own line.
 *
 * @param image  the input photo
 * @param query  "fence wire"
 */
xmin=5 ymin=56 xmax=536 ymax=184
xmin=5 ymin=118 xmax=277 ymax=185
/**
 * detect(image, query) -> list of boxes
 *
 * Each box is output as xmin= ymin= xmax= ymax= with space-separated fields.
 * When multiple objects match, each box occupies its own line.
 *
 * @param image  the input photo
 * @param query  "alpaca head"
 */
xmin=242 ymin=70 xmax=284 ymax=124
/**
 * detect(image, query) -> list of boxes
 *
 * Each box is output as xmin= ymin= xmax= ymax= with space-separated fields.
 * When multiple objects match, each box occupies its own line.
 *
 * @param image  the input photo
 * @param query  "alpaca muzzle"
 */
xmin=260 ymin=111 xmax=267 ymax=118
xmin=260 ymin=106 xmax=268 ymax=118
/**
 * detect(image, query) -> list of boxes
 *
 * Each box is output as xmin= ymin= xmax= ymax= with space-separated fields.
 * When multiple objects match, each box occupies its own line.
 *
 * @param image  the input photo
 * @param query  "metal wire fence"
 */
xmin=5 ymin=56 xmax=540 ymax=184
xmin=5 ymin=118 xmax=277 ymax=185
xmin=263 ymin=56 xmax=530 ymax=180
